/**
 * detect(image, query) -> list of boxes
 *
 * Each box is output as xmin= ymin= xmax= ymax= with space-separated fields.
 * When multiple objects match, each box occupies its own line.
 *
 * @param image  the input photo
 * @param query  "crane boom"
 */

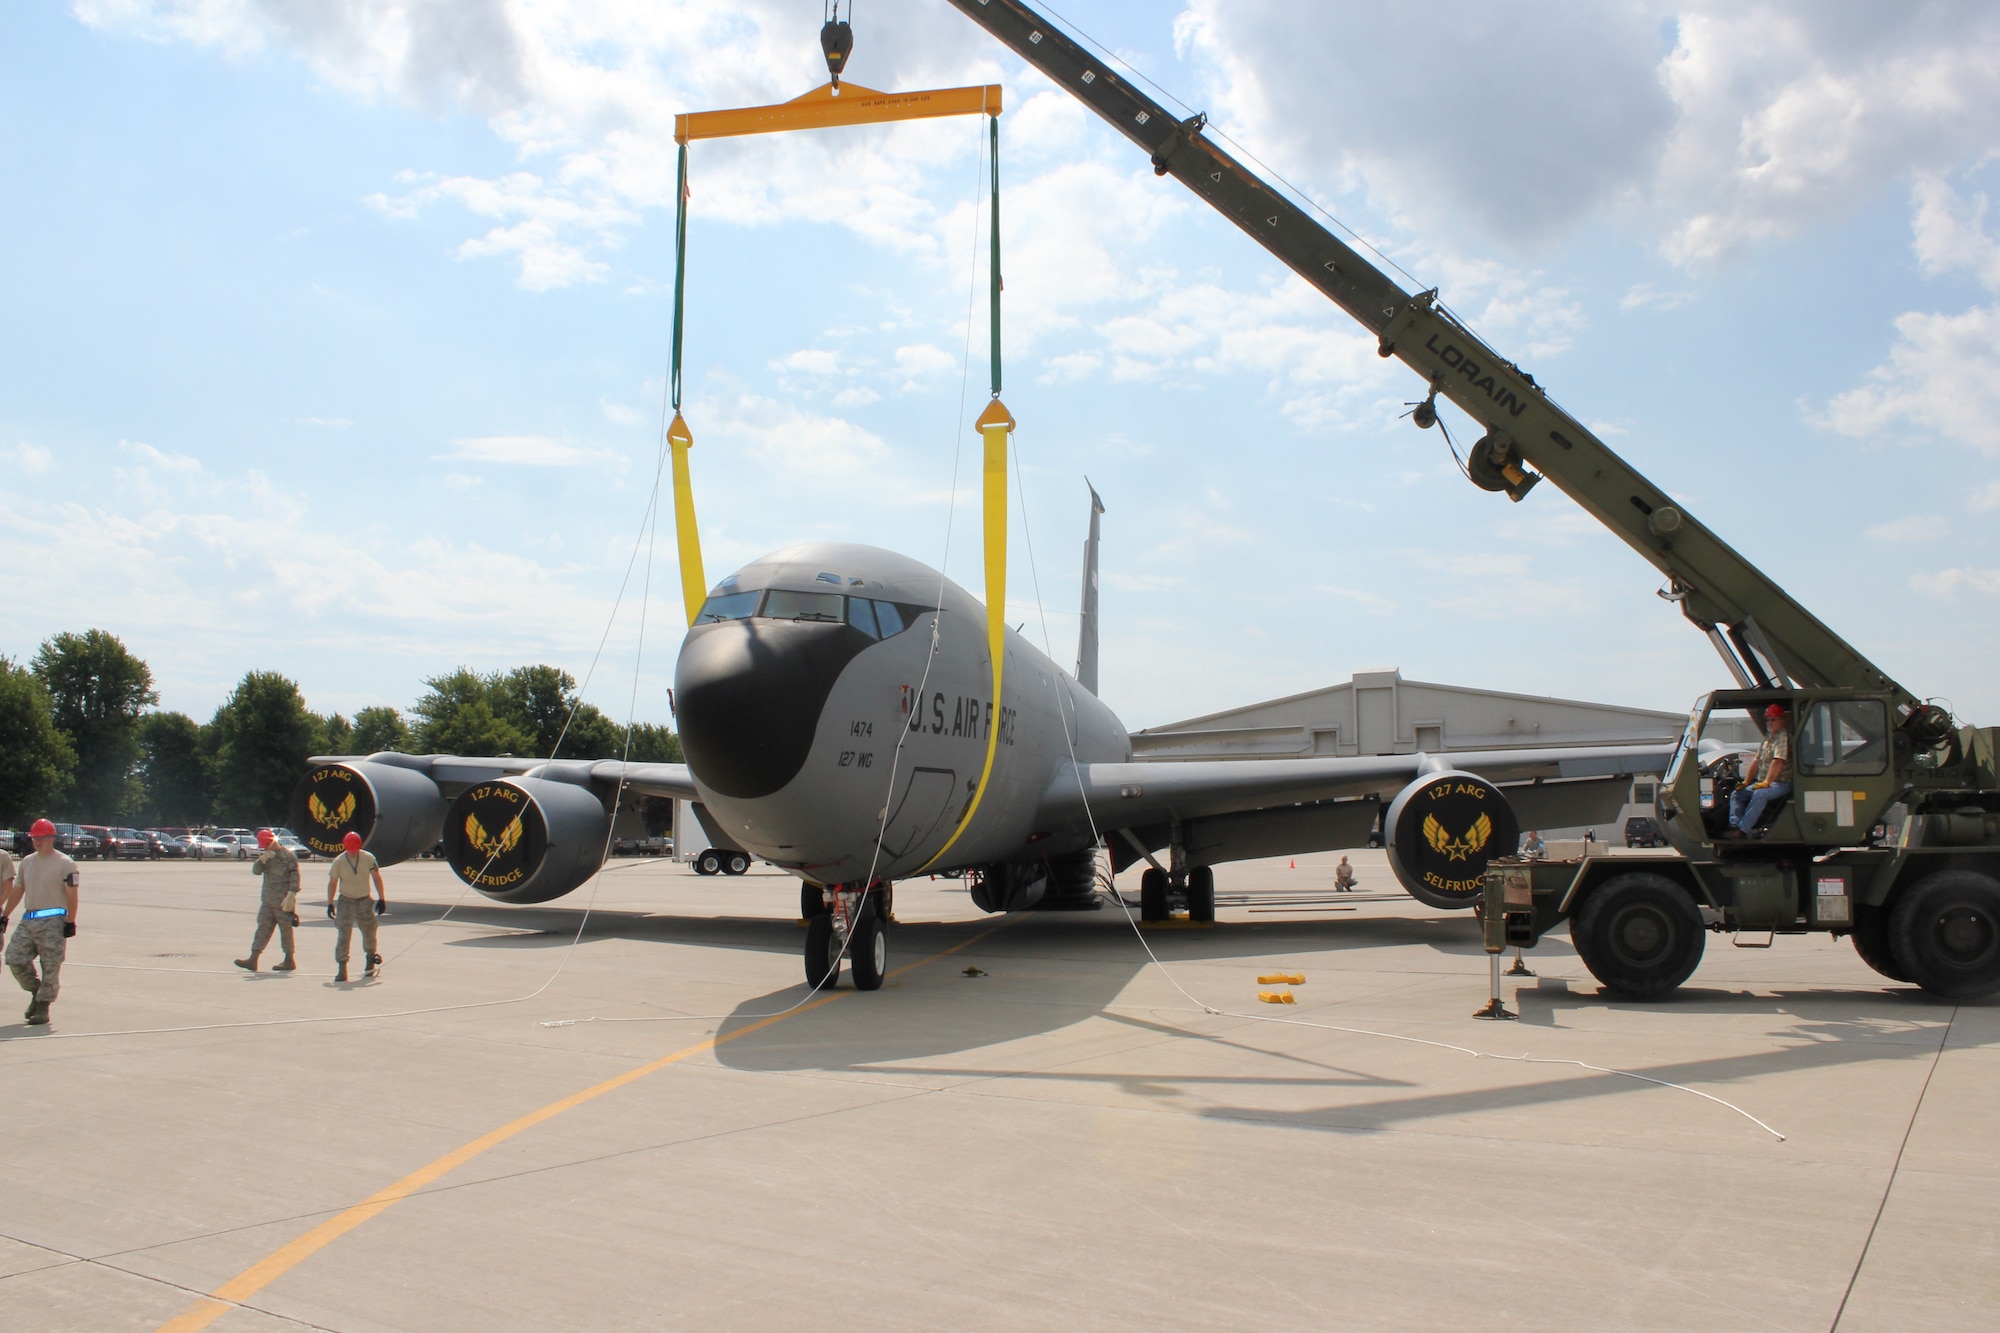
xmin=942 ymin=0 xmax=1910 ymax=708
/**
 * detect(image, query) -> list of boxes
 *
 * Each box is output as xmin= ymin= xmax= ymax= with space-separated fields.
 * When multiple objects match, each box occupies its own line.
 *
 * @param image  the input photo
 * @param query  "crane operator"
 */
xmin=1727 ymin=704 xmax=1792 ymax=836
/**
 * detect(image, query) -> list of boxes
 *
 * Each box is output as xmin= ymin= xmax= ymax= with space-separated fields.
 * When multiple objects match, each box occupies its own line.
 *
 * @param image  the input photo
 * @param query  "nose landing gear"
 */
xmin=804 ymin=883 xmax=891 ymax=991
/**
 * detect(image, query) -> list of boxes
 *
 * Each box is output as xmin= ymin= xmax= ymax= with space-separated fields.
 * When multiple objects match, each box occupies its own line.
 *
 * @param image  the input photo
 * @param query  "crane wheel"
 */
xmin=1139 ymin=868 xmax=1169 ymax=922
xmin=1849 ymin=904 xmax=1910 ymax=983
xmin=1890 ymin=870 xmax=2000 ymax=1001
xmin=1573 ymin=873 xmax=1705 ymax=1000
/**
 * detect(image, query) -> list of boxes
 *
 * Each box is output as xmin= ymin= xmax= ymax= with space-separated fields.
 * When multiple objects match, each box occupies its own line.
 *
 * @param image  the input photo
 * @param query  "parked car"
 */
xmin=210 ymin=833 xmax=261 ymax=860
xmin=52 ymin=823 xmax=102 ymax=859
xmin=140 ymin=830 xmax=189 ymax=858
xmin=79 ymin=824 xmax=114 ymax=856
xmin=1624 ymin=816 xmax=1670 ymax=849
xmin=98 ymin=828 xmax=156 ymax=860
xmin=265 ymin=827 xmax=314 ymax=860
xmin=177 ymin=834 xmax=231 ymax=860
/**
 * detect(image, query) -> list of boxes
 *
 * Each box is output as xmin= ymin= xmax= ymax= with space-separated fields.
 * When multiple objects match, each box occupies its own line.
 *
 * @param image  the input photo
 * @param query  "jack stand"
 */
xmin=1505 ymin=948 xmax=1536 ymax=977
xmin=1473 ymin=952 xmax=1516 ymax=1020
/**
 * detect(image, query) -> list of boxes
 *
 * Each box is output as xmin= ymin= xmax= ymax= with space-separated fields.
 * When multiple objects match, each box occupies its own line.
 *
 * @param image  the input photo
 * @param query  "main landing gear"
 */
xmin=805 ymin=883 xmax=890 ymax=991
xmin=1137 ymin=865 xmax=1215 ymax=923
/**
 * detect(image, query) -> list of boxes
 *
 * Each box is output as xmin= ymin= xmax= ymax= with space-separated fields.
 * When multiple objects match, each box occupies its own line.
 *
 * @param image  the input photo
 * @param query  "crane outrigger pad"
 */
xmin=675 ymin=81 xmax=1002 ymax=144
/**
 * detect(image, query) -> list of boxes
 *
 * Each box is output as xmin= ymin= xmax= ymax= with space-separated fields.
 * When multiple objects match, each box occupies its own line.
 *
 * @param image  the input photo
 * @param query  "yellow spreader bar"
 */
xmin=668 ymin=412 xmax=706 ymax=627
xmin=917 ymin=397 xmax=1014 ymax=873
xmin=676 ymin=81 xmax=1002 ymax=144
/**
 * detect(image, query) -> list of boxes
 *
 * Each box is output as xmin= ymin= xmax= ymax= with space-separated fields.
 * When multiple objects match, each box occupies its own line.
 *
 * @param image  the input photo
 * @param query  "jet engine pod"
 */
xmin=443 ymin=776 xmax=610 ymax=904
xmin=1384 ymin=771 xmax=1519 ymax=910
xmin=291 ymin=759 xmax=448 ymax=864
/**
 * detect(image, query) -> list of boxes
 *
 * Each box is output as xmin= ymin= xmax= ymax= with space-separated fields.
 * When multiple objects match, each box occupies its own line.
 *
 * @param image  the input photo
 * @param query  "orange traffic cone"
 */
xmin=1289 ymin=859 xmax=1296 ymax=870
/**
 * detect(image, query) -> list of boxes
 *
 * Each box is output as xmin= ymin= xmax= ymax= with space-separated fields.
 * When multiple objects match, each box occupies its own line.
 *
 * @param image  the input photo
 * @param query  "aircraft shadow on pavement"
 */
xmin=707 ymin=910 xmax=1508 ymax=1074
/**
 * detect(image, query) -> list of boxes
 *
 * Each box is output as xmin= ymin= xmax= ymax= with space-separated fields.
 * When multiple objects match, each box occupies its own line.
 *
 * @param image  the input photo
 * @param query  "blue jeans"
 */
xmin=1729 ymin=781 xmax=1792 ymax=831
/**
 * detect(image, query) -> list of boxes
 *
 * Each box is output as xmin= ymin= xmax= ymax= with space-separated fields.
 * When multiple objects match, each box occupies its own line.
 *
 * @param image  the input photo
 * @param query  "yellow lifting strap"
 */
xmin=917 ymin=397 xmax=1014 ymax=873
xmin=668 ymin=412 xmax=706 ymax=627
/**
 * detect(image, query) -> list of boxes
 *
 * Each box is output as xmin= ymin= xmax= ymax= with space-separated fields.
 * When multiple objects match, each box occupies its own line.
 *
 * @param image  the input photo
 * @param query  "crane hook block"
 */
xmin=821 ymin=19 xmax=854 ymax=88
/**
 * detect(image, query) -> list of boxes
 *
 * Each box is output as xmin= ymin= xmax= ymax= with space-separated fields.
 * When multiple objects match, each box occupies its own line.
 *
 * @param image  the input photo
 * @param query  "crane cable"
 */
xmin=667 ymin=142 xmax=705 ymax=627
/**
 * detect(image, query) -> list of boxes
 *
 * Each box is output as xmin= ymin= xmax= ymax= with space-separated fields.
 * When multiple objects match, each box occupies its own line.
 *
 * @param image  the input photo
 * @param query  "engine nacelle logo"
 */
xmin=292 ymin=766 xmax=377 ymax=858
xmin=1387 ymin=772 xmax=1518 ymax=910
xmin=445 ymin=782 xmax=549 ymax=890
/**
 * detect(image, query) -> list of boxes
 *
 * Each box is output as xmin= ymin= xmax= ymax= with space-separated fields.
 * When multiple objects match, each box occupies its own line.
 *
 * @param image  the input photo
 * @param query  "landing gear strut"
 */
xmin=804 ymin=883 xmax=890 ymax=991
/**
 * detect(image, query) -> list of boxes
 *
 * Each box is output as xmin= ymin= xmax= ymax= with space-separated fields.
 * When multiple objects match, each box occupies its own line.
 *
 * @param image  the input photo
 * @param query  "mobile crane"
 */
xmin=942 ymin=0 xmax=2000 ymax=1001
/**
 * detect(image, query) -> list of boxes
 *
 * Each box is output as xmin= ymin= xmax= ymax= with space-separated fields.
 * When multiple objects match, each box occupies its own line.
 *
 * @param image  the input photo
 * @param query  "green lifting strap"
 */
xmin=671 ymin=143 xmax=690 ymax=412
xmin=988 ymin=115 xmax=1002 ymax=397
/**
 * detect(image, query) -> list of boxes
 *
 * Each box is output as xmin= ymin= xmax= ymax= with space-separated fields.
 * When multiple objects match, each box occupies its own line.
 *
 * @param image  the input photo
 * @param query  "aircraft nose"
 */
xmin=675 ymin=618 xmax=872 ymax=800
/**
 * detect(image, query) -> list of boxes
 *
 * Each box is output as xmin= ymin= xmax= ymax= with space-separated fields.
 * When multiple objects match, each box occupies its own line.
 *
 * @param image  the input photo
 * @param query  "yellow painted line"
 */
xmin=157 ymin=922 xmax=1004 ymax=1332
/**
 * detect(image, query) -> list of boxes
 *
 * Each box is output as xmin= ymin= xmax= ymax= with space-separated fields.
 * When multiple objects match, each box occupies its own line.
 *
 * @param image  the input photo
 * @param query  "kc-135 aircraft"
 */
xmin=294 ymin=491 xmax=1671 ymax=989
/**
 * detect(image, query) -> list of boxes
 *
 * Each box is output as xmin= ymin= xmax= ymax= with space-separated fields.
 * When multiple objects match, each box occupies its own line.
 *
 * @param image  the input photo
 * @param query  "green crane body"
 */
xmin=943 ymin=0 xmax=2000 ymax=1002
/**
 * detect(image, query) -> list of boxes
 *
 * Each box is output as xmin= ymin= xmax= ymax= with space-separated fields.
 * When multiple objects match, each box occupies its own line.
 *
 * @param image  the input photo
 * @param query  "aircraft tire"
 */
xmin=724 ymin=852 xmax=750 ymax=876
xmin=1890 ymin=870 xmax=2000 ymax=1001
xmin=805 ymin=913 xmax=840 ymax=990
xmin=849 ymin=907 xmax=887 ymax=992
xmin=1139 ymin=868 xmax=1168 ymax=922
xmin=696 ymin=850 xmax=722 ymax=876
xmin=1572 ymin=873 xmax=1705 ymax=1000
xmin=1850 ymin=903 xmax=1909 ymax=983
xmin=801 ymin=883 xmax=827 ymax=918
xmin=1187 ymin=866 xmax=1216 ymax=923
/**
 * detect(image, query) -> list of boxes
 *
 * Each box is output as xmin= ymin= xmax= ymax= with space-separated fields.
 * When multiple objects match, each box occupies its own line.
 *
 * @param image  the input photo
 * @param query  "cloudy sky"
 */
xmin=4 ymin=0 xmax=1998 ymax=736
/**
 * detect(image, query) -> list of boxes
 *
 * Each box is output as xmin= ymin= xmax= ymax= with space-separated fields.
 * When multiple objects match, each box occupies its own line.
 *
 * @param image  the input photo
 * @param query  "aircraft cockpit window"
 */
xmin=872 ymin=601 xmax=906 ymax=637
xmin=846 ymin=596 xmax=880 ymax=638
xmin=695 ymin=590 xmax=760 ymax=623
xmin=763 ymin=589 xmax=845 ymax=623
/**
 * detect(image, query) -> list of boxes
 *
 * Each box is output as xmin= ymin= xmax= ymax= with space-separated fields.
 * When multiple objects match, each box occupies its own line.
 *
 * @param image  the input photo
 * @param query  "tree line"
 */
xmin=0 ymin=630 xmax=680 ymax=828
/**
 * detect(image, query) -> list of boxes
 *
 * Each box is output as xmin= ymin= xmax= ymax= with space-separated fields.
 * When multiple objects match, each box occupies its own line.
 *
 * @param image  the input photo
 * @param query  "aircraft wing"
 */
xmin=1037 ymin=743 xmax=1676 ymax=868
xmin=308 ymin=754 xmax=699 ymax=801
xmin=1044 ymin=744 xmax=1675 ymax=826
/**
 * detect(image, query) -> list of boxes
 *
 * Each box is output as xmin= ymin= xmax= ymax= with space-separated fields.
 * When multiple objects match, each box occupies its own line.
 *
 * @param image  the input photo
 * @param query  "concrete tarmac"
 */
xmin=2 ymin=850 xmax=1994 ymax=1331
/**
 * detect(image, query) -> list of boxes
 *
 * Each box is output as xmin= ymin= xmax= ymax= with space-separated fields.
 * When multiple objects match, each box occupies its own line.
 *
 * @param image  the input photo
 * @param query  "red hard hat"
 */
xmin=256 ymin=828 xmax=275 ymax=848
xmin=343 ymin=831 xmax=363 ymax=852
xmin=1764 ymin=704 xmax=1788 ymax=719
xmin=29 ymin=818 xmax=55 ymax=838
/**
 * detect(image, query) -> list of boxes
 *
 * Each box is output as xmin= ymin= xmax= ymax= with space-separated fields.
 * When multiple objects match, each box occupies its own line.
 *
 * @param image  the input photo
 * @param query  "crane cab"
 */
xmin=1660 ymin=689 xmax=1902 ymax=852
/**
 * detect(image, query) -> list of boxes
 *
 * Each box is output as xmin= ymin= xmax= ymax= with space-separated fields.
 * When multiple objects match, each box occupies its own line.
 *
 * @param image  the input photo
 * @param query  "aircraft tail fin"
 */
xmin=1076 ymin=480 xmax=1105 ymax=694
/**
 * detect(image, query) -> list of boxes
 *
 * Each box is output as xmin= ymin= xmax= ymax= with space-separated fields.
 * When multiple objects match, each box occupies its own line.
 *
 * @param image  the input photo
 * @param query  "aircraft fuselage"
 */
xmin=674 ymin=542 xmax=1129 ymax=886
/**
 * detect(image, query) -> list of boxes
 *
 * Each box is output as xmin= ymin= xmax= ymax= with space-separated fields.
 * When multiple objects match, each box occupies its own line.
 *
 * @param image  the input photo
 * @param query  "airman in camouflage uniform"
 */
xmin=235 ymin=829 xmax=299 ymax=973
xmin=4 ymin=820 xmax=79 ymax=1025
